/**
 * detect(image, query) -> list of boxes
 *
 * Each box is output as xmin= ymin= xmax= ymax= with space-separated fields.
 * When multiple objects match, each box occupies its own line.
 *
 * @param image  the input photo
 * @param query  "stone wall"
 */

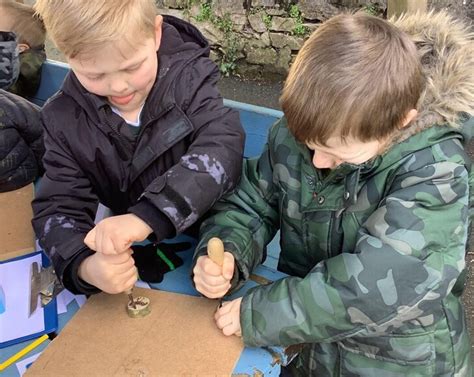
xmin=156 ymin=0 xmax=472 ymax=78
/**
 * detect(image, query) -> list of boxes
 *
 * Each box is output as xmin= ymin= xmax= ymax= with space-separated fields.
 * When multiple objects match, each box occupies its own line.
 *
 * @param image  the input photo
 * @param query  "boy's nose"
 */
xmin=109 ymin=80 xmax=129 ymax=94
xmin=312 ymin=152 xmax=338 ymax=169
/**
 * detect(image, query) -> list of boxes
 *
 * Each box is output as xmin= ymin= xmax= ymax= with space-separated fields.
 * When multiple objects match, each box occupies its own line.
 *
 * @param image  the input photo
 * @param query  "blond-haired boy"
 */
xmin=32 ymin=0 xmax=244 ymax=295
xmin=0 ymin=0 xmax=46 ymax=97
xmin=193 ymin=12 xmax=473 ymax=376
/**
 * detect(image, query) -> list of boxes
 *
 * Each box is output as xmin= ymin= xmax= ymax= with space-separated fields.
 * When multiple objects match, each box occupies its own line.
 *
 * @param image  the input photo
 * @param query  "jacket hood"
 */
xmin=59 ymin=16 xmax=210 ymax=124
xmin=391 ymin=11 xmax=474 ymax=141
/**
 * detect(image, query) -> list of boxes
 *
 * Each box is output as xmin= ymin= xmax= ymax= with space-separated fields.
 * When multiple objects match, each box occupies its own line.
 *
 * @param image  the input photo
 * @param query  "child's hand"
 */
xmin=193 ymin=252 xmax=235 ymax=298
xmin=215 ymin=297 xmax=243 ymax=337
xmin=84 ymin=214 xmax=153 ymax=255
xmin=78 ymin=249 xmax=137 ymax=294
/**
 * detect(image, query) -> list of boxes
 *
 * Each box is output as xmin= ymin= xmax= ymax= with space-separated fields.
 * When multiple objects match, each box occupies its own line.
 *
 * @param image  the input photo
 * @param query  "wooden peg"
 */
xmin=207 ymin=237 xmax=224 ymax=266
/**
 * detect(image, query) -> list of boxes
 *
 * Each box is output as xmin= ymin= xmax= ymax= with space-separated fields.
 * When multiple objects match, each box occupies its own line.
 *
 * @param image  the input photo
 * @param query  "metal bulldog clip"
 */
xmin=29 ymin=262 xmax=64 ymax=317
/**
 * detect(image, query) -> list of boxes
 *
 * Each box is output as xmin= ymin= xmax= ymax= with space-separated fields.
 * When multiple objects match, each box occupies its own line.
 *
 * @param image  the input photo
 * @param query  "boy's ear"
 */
xmin=400 ymin=109 xmax=418 ymax=129
xmin=154 ymin=15 xmax=164 ymax=52
xmin=18 ymin=43 xmax=30 ymax=53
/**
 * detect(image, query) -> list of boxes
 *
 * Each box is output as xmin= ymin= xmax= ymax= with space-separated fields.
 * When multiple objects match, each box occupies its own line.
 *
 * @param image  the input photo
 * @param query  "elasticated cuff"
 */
xmin=62 ymin=249 xmax=101 ymax=295
xmin=129 ymin=199 xmax=176 ymax=242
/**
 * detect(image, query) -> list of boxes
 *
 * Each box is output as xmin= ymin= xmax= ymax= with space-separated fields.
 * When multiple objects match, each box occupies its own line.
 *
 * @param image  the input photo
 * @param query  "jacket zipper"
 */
xmin=102 ymin=107 xmax=135 ymax=160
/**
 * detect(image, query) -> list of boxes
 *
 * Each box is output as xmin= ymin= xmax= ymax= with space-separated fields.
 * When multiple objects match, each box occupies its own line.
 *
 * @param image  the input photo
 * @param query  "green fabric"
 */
xmin=127 ymin=124 xmax=140 ymax=138
xmin=195 ymin=117 xmax=472 ymax=376
xmin=156 ymin=248 xmax=176 ymax=271
xmin=8 ymin=47 xmax=46 ymax=98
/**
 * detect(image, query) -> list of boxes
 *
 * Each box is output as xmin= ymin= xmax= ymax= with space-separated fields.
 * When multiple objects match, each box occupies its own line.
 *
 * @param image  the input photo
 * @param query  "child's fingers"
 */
xmin=203 ymin=257 xmax=226 ymax=276
xmin=101 ymin=250 xmax=133 ymax=264
xmin=215 ymin=311 xmax=232 ymax=329
xmin=195 ymin=279 xmax=229 ymax=298
xmin=222 ymin=252 xmax=235 ymax=280
xmin=95 ymin=230 xmax=112 ymax=255
xmin=215 ymin=300 xmax=233 ymax=318
xmin=195 ymin=256 xmax=224 ymax=277
xmin=84 ymin=228 xmax=97 ymax=250
xmin=215 ymin=298 xmax=242 ymax=336
xmin=124 ymin=275 xmax=138 ymax=293
xmin=215 ymin=311 xmax=239 ymax=336
xmin=196 ymin=280 xmax=231 ymax=297
xmin=199 ymin=272 xmax=229 ymax=286
xmin=106 ymin=273 xmax=137 ymax=294
xmin=110 ymin=265 xmax=137 ymax=288
xmin=102 ymin=234 xmax=121 ymax=255
xmin=120 ymin=267 xmax=138 ymax=290
xmin=223 ymin=321 xmax=240 ymax=336
xmin=113 ymin=256 xmax=136 ymax=273
xmin=111 ymin=236 xmax=133 ymax=255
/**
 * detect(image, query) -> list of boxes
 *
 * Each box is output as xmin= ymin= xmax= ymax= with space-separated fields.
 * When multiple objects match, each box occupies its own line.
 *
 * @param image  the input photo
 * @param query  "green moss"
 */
xmin=195 ymin=2 xmax=212 ymax=22
xmin=289 ymin=4 xmax=301 ymax=19
xmin=363 ymin=3 xmax=384 ymax=16
xmin=219 ymin=34 xmax=240 ymax=76
xmin=262 ymin=13 xmax=272 ymax=30
xmin=288 ymin=4 xmax=309 ymax=37
xmin=192 ymin=2 xmax=240 ymax=76
xmin=215 ymin=13 xmax=234 ymax=34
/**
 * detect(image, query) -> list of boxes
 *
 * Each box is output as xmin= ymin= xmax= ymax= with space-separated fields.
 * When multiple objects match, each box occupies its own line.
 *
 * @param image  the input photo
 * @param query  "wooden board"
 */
xmin=0 ymin=184 xmax=35 ymax=261
xmin=25 ymin=288 xmax=244 ymax=376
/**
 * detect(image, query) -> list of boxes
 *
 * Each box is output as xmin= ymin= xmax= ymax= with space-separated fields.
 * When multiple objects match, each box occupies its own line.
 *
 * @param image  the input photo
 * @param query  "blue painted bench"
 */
xmin=0 ymin=60 xmax=289 ymax=376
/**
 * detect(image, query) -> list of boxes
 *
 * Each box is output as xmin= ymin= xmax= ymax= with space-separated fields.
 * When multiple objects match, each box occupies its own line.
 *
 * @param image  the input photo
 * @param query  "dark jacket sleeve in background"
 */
xmin=0 ymin=90 xmax=44 ymax=192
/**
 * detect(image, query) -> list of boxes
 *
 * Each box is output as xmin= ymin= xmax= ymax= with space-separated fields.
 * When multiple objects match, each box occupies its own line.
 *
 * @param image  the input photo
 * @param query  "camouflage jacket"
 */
xmin=195 ymin=12 xmax=473 ymax=376
xmin=8 ymin=47 xmax=46 ymax=98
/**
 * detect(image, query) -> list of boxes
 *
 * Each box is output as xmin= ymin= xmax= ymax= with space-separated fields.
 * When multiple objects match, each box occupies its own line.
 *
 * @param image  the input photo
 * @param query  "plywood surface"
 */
xmin=0 ymin=183 xmax=35 ymax=261
xmin=26 ymin=288 xmax=244 ymax=376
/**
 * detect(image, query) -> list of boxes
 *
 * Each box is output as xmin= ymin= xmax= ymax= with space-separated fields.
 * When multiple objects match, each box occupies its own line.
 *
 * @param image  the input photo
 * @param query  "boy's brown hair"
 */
xmin=281 ymin=13 xmax=424 ymax=145
xmin=34 ymin=0 xmax=158 ymax=58
xmin=0 ymin=0 xmax=46 ymax=49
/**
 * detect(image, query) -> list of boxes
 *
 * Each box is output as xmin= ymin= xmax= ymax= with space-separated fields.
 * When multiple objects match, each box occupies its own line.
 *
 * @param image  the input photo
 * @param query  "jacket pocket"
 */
xmin=338 ymin=332 xmax=435 ymax=377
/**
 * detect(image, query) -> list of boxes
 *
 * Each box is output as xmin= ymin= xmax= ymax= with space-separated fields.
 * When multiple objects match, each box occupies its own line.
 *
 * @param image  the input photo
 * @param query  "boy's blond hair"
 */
xmin=281 ymin=13 xmax=424 ymax=145
xmin=0 ymin=0 xmax=46 ymax=49
xmin=34 ymin=0 xmax=158 ymax=58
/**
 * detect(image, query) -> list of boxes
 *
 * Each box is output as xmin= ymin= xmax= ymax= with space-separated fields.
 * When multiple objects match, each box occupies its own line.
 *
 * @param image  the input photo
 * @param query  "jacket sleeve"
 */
xmin=1 ymin=90 xmax=45 ymax=174
xmin=193 ymin=124 xmax=282 ymax=293
xmin=240 ymin=155 xmax=470 ymax=347
xmin=31 ymin=111 xmax=100 ymax=295
xmin=129 ymin=57 xmax=245 ymax=237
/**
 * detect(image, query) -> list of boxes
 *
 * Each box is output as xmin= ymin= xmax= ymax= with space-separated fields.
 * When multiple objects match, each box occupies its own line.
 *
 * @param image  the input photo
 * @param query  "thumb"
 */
xmin=84 ymin=228 xmax=97 ymax=251
xmin=222 ymin=252 xmax=235 ymax=280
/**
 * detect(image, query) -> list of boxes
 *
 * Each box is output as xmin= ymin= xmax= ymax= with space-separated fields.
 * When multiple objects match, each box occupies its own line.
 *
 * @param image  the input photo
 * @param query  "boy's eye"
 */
xmin=87 ymin=74 xmax=104 ymax=81
xmin=125 ymin=64 xmax=141 ymax=73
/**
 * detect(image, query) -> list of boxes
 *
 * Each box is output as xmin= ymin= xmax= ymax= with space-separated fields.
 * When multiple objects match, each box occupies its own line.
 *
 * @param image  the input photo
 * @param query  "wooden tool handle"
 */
xmin=207 ymin=237 xmax=224 ymax=266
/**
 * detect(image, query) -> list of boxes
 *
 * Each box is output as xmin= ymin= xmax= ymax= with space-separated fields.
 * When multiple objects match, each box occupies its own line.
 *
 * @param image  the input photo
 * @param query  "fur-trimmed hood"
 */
xmin=391 ymin=11 xmax=474 ymax=139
